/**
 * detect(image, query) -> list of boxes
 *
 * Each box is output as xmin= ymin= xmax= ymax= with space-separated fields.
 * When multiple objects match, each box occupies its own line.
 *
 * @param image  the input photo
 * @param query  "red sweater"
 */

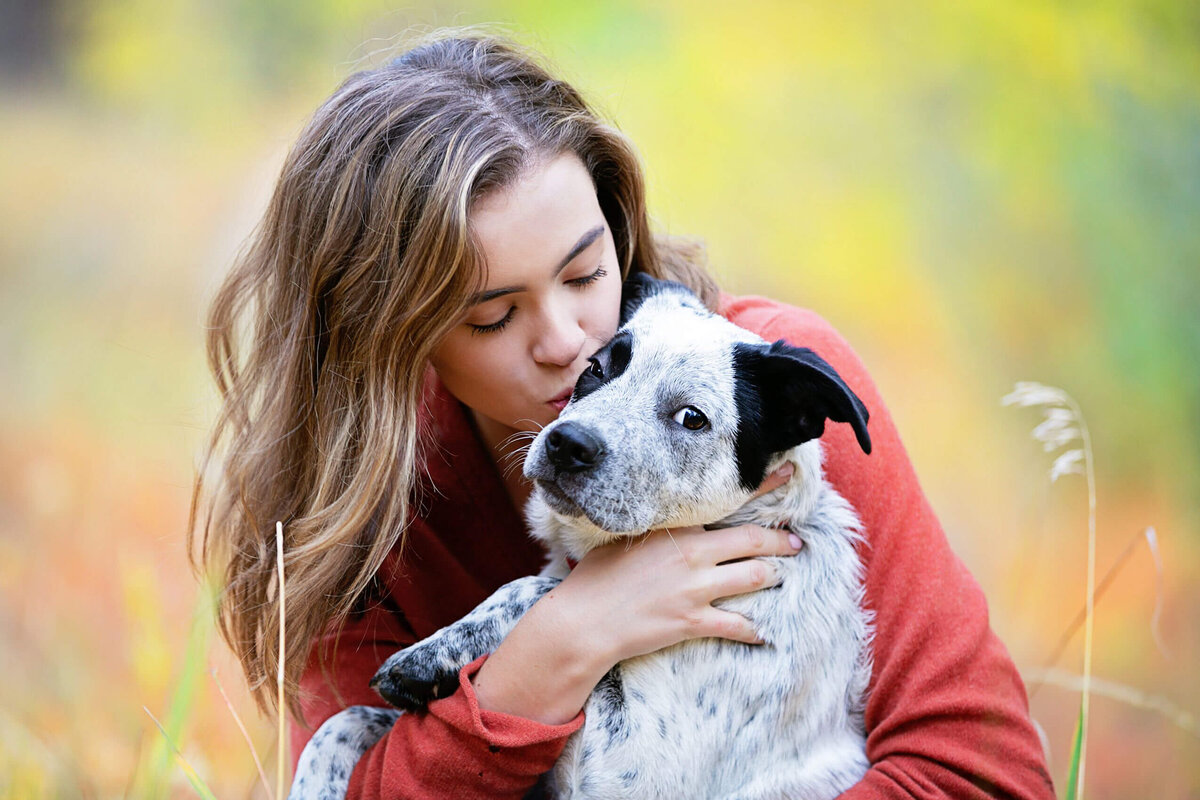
xmin=291 ymin=295 xmax=1056 ymax=799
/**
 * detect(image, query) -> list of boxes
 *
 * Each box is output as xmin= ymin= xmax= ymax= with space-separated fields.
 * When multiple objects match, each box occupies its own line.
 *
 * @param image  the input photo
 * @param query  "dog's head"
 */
xmin=523 ymin=273 xmax=871 ymax=543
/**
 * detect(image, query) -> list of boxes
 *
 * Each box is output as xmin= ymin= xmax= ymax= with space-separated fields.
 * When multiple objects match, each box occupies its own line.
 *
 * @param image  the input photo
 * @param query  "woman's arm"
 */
xmin=470 ymin=516 xmax=801 ymax=723
xmin=733 ymin=297 xmax=1055 ymax=799
xmin=295 ymin=505 xmax=800 ymax=798
xmin=292 ymin=600 xmax=585 ymax=800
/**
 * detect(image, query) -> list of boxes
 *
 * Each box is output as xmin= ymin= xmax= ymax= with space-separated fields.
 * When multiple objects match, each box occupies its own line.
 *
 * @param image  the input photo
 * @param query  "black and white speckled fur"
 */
xmin=286 ymin=577 xmax=560 ymax=800
xmin=289 ymin=706 xmax=400 ymax=800
xmin=524 ymin=449 xmax=873 ymax=799
xmin=290 ymin=275 xmax=874 ymax=799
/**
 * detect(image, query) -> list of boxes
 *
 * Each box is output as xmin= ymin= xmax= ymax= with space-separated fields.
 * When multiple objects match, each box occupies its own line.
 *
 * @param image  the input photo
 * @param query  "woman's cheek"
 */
xmin=480 ymin=344 xmax=531 ymax=410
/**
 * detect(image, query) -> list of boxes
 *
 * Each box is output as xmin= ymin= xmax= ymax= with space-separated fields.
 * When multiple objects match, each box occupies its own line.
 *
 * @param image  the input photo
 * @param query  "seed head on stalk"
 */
xmin=1003 ymin=381 xmax=1096 ymax=799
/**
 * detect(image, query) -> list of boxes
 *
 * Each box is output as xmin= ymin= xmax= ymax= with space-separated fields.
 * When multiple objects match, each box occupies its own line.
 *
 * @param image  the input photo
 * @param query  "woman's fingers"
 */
xmin=707 ymin=558 xmax=783 ymax=602
xmin=668 ymin=523 xmax=801 ymax=568
xmin=687 ymin=607 xmax=765 ymax=645
xmin=750 ymin=461 xmax=794 ymax=499
xmin=573 ymin=522 xmax=800 ymax=659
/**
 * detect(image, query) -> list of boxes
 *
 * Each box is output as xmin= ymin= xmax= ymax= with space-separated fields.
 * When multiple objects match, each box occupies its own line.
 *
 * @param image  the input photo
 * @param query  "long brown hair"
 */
xmin=189 ymin=29 xmax=720 ymax=720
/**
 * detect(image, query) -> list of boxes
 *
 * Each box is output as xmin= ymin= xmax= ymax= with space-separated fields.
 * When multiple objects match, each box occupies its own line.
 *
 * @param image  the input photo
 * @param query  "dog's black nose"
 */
xmin=545 ymin=422 xmax=603 ymax=473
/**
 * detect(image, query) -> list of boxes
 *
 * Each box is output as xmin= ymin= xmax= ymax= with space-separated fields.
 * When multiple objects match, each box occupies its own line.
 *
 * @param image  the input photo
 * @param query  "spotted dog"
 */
xmin=291 ymin=273 xmax=874 ymax=799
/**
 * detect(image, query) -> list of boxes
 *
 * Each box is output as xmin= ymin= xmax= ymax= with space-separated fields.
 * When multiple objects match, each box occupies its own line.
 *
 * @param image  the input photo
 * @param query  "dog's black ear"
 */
xmin=732 ymin=341 xmax=871 ymax=488
xmin=620 ymin=272 xmax=693 ymax=325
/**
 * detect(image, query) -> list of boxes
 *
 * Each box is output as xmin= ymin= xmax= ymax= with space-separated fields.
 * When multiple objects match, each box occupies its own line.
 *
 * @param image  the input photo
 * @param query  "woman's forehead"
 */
xmin=470 ymin=153 xmax=604 ymax=289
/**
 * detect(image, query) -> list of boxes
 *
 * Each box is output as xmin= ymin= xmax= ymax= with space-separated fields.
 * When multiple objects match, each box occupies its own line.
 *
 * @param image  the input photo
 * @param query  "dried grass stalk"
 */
xmin=1004 ymin=382 xmax=1096 ymax=798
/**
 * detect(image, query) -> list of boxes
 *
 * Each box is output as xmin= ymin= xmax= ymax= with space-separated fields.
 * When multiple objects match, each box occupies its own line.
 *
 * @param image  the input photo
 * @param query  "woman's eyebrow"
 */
xmin=553 ymin=223 xmax=606 ymax=275
xmin=470 ymin=223 xmax=606 ymax=305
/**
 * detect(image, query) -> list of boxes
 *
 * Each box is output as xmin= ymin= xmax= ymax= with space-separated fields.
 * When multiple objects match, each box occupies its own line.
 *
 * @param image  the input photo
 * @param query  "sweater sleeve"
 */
xmin=728 ymin=297 xmax=1055 ymax=799
xmin=290 ymin=601 xmax=584 ymax=799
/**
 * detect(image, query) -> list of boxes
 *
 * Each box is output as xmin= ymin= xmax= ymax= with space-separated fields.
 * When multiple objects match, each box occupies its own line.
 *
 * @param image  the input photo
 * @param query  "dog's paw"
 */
xmin=370 ymin=647 xmax=462 ymax=712
xmin=369 ymin=576 xmax=561 ymax=711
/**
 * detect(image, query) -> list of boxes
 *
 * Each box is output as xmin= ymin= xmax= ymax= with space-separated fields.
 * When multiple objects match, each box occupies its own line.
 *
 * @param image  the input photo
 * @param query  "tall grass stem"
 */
xmin=1027 ymin=668 xmax=1198 ymax=738
xmin=211 ymin=667 xmax=272 ymax=798
xmin=1031 ymin=526 xmax=1148 ymax=699
xmin=143 ymin=706 xmax=219 ymax=800
xmin=276 ymin=520 xmax=287 ymax=800
xmin=1071 ymin=395 xmax=1096 ymax=800
xmin=1002 ymin=383 xmax=1097 ymax=797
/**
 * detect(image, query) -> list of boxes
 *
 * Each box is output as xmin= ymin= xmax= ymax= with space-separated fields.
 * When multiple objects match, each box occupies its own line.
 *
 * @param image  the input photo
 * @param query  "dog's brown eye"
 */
xmin=673 ymin=406 xmax=708 ymax=430
xmin=587 ymin=357 xmax=604 ymax=379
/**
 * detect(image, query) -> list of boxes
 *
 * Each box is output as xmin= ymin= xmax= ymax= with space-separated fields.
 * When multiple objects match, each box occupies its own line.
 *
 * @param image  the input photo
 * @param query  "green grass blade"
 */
xmin=136 ymin=580 xmax=217 ymax=799
xmin=144 ymin=706 xmax=219 ymax=800
xmin=1064 ymin=701 xmax=1084 ymax=800
xmin=164 ymin=581 xmax=216 ymax=742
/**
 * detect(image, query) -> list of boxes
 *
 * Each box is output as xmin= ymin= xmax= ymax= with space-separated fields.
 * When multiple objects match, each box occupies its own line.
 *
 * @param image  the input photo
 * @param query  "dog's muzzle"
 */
xmin=545 ymin=422 xmax=605 ymax=473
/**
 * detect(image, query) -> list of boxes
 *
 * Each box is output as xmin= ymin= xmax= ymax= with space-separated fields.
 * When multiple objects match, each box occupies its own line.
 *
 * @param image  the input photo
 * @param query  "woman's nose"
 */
xmin=531 ymin=306 xmax=586 ymax=367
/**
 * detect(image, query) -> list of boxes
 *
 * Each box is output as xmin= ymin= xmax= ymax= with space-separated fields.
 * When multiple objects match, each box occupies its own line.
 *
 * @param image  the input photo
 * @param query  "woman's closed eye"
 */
xmin=469 ymin=306 xmax=516 ymax=335
xmin=568 ymin=265 xmax=607 ymax=288
xmin=468 ymin=265 xmax=608 ymax=335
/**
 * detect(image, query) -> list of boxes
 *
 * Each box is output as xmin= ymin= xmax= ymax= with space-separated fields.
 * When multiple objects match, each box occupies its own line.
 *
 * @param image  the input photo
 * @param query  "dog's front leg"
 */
xmin=371 ymin=575 xmax=561 ymax=711
xmin=290 ymin=575 xmax=561 ymax=799
xmin=289 ymin=705 xmax=402 ymax=800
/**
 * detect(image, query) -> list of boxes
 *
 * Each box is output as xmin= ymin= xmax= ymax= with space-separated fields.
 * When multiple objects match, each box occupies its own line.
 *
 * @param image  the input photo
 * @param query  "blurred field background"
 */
xmin=1 ymin=1 xmax=1197 ymax=797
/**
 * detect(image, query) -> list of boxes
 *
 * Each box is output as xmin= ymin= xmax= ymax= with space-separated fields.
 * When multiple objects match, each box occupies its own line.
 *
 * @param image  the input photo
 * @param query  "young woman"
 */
xmin=191 ymin=31 xmax=1055 ymax=799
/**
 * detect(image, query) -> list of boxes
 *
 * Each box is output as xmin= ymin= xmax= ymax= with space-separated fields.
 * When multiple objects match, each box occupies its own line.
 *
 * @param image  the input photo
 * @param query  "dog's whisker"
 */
xmin=499 ymin=441 xmax=533 ymax=466
xmin=499 ymin=429 xmax=540 ymax=446
xmin=501 ymin=463 xmax=528 ymax=481
xmin=501 ymin=454 xmax=531 ymax=480
xmin=495 ymin=431 xmax=538 ymax=476
xmin=500 ymin=455 xmax=525 ymax=474
xmin=662 ymin=526 xmax=688 ymax=567
xmin=499 ymin=438 xmax=533 ymax=458
xmin=497 ymin=437 xmax=537 ymax=458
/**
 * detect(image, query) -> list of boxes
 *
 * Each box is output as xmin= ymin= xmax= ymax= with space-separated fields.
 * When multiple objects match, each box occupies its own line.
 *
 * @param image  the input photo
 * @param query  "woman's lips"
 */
xmin=548 ymin=388 xmax=573 ymax=412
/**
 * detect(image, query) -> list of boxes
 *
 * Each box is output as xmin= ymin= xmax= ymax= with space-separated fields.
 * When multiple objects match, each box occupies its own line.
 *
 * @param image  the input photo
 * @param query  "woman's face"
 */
xmin=431 ymin=152 xmax=623 ymax=450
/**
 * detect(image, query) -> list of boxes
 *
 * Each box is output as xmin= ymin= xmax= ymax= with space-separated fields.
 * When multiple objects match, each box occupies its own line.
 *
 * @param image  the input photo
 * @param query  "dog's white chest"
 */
xmin=543 ymin=485 xmax=872 ymax=800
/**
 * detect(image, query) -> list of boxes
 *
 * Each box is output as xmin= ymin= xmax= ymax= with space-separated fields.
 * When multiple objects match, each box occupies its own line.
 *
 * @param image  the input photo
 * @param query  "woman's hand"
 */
xmin=562 ymin=461 xmax=800 ymax=664
xmin=471 ymin=462 xmax=799 ymax=724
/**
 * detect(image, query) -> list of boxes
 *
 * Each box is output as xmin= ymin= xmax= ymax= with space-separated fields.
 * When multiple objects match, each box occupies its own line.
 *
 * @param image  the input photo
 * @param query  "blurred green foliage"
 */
xmin=1 ymin=1 xmax=1197 ymax=797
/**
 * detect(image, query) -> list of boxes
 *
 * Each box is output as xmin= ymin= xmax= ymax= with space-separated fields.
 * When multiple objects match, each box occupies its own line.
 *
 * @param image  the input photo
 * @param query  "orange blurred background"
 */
xmin=1 ymin=1 xmax=1197 ymax=797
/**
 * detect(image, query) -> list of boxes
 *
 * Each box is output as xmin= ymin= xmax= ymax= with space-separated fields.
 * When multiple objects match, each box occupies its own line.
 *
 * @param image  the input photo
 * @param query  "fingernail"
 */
xmin=788 ymin=533 xmax=803 ymax=551
xmin=779 ymin=462 xmax=795 ymax=479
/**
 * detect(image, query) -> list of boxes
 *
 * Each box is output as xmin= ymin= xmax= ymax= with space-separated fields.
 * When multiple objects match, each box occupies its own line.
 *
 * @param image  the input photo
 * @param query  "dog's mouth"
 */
xmin=536 ymin=477 xmax=651 ymax=536
xmin=536 ymin=478 xmax=586 ymax=518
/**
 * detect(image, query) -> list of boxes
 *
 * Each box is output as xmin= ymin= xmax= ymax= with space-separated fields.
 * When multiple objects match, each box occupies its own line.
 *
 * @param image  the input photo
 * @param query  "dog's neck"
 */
xmin=716 ymin=441 xmax=826 ymax=533
xmin=528 ymin=442 xmax=827 ymax=563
